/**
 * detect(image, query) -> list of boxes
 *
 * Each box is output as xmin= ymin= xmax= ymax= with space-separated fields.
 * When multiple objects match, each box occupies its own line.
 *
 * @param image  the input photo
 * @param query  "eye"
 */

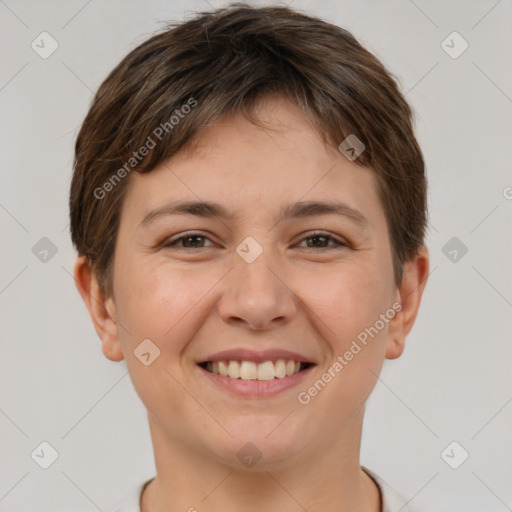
xmin=162 ymin=231 xmax=348 ymax=250
xmin=297 ymin=231 xmax=348 ymax=249
xmin=163 ymin=232 xmax=214 ymax=249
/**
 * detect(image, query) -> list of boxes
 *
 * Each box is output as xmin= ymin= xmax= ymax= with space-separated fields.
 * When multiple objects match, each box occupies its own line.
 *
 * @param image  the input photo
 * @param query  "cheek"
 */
xmin=297 ymin=260 xmax=393 ymax=349
xmin=115 ymin=259 xmax=225 ymax=352
xmin=113 ymin=262 xmax=205 ymax=422
xmin=317 ymin=262 xmax=393 ymax=405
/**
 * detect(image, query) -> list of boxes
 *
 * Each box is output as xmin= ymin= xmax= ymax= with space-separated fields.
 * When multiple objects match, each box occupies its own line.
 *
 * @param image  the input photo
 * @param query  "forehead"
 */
xmin=121 ymin=97 xmax=383 ymax=228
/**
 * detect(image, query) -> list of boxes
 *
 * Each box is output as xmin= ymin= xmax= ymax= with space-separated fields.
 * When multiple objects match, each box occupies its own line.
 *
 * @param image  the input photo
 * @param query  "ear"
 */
xmin=385 ymin=245 xmax=429 ymax=360
xmin=73 ymin=256 xmax=124 ymax=362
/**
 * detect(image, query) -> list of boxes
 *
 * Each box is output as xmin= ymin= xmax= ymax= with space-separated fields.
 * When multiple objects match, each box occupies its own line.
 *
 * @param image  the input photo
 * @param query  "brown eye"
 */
xmin=298 ymin=232 xmax=347 ymax=249
xmin=163 ymin=233 xmax=214 ymax=249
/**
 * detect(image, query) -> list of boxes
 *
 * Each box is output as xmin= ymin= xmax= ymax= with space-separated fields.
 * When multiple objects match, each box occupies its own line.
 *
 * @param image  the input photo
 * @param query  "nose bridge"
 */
xmin=217 ymin=235 xmax=296 ymax=329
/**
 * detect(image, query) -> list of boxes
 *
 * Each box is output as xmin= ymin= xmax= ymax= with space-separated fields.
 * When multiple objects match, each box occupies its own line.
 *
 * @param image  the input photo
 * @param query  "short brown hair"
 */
xmin=69 ymin=2 xmax=427 ymax=299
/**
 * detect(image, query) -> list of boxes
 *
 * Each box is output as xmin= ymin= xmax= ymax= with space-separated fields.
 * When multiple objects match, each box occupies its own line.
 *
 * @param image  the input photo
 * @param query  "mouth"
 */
xmin=198 ymin=359 xmax=314 ymax=381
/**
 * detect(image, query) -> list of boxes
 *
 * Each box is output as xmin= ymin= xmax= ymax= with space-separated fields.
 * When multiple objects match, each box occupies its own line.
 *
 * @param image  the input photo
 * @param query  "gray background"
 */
xmin=1 ymin=0 xmax=511 ymax=510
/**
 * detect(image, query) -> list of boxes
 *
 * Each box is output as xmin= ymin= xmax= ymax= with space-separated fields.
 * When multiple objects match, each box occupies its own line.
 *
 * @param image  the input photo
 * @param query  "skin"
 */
xmin=74 ymin=95 xmax=429 ymax=512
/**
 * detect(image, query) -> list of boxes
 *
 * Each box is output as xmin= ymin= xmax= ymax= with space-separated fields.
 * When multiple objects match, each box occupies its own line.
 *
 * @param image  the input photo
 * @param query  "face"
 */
xmin=94 ymin=96 xmax=411 ymax=470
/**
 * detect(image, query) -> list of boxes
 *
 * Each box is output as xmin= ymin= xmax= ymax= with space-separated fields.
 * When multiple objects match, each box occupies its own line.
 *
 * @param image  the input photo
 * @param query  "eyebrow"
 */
xmin=139 ymin=199 xmax=369 ymax=228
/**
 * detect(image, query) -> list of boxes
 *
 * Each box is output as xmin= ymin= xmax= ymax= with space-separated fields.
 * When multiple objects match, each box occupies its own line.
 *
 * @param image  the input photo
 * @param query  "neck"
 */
xmin=141 ymin=407 xmax=381 ymax=512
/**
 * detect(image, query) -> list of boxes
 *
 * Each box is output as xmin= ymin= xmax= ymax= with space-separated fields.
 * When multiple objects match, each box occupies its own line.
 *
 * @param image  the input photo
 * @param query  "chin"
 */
xmin=204 ymin=424 xmax=309 ymax=472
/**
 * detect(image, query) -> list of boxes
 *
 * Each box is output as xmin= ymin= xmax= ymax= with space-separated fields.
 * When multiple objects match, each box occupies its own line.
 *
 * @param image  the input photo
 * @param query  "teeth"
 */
xmin=219 ymin=361 xmax=229 ymax=377
xmin=274 ymin=359 xmax=287 ymax=378
xmin=228 ymin=360 xmax=240 ymax=379
xmin=240 ymin=361 xmax=258 ymax=380
xmin=204 ymin=359 xmax=308 ymax=380
xmin=257 ymin=361 xmax=275 ymax=381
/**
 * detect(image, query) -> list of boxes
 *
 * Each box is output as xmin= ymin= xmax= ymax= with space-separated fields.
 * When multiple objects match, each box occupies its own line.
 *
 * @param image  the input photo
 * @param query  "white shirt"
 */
xmin=111 ymin=467 xmax=411 ymax=512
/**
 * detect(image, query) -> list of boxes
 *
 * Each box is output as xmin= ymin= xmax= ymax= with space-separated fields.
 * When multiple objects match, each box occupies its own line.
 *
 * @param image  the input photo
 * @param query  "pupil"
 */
xmin=186 ymin=235 xmax=202 ymax=247
xmin=309 ymin=235 xmax=326 ymax=247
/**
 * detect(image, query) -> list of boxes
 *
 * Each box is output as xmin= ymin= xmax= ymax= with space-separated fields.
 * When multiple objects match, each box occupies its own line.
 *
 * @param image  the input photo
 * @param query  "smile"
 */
xmin=199 ymin=359 xmax=310 ymax=380
xmin=198 ymin=359 xmax=313 ymax=381
xmin=197 ymin=359 xmax=316 ymax=398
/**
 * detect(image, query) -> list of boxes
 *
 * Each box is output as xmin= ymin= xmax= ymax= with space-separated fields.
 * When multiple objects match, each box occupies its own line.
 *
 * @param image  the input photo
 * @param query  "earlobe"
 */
xmin=73 ymin=256 xmax=125 ymax=362
xmin=385 ymin=245 xmax=429 ymax=360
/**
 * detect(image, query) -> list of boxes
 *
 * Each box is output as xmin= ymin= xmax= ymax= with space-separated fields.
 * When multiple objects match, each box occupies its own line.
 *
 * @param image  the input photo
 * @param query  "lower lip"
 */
xmin=197 ymin=364 xmax=315 ymax=398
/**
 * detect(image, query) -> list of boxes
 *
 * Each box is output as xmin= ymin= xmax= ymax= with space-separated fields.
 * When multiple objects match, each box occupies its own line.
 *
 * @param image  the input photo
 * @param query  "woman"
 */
xmin=70 ymin=4 xmax=429 ymax=510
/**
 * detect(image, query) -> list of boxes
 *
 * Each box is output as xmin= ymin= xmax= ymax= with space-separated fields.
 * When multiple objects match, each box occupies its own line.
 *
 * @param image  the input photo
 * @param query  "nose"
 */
xmin=217 ymin=245 xmax=298 ymax=331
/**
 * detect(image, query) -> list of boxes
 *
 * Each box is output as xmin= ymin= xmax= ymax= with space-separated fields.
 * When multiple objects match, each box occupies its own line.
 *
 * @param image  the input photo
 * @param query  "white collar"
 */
xmin=112 ymin=468 xmax=410 ymax=512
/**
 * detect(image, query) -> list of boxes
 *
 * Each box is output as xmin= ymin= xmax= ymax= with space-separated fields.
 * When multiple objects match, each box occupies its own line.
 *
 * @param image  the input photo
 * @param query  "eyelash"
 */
xmin=163 ymin=231 xmax=348 ymax=250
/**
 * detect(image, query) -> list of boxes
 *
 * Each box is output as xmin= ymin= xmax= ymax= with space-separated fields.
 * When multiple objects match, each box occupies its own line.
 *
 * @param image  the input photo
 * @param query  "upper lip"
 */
xmin=198 ymin=348 xmax=316 ymax=365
